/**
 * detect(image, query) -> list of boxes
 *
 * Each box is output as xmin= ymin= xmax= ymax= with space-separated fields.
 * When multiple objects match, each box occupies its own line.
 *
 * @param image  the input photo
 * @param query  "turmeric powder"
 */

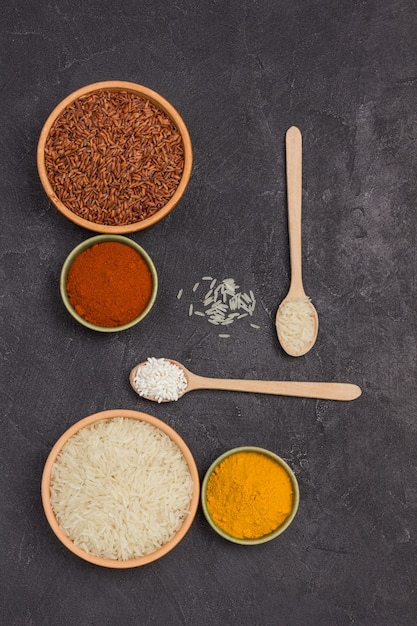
xmin=206 ymin=450 xmax=294 ymax=539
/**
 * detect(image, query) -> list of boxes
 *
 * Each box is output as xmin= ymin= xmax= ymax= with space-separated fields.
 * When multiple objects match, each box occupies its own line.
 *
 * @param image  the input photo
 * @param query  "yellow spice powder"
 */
xmin=206 ymin=451 xmax=294 ymax=539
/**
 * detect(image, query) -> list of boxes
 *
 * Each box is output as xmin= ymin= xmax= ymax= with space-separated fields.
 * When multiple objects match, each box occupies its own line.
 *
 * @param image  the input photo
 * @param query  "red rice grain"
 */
xmin=44 ymin=90 xmax=185 ymax=226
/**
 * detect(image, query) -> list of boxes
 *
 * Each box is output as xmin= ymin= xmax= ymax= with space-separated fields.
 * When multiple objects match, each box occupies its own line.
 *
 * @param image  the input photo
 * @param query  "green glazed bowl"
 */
xmin=201 ymin=446 xmax=300 ymax=545
xmin=60 ymin=234 xmax=158 ymax=332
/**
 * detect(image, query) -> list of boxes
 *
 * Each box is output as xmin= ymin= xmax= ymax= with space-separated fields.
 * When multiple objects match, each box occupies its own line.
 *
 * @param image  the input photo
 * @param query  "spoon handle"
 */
xmin=286 ymin=126 xmax=305 ymax=297
xmin=189 ymin=375 xmax=361 ymax=401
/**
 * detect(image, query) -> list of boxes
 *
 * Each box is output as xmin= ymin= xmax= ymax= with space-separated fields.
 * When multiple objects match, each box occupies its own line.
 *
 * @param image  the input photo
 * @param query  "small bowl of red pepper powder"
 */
xmin=60 ymin=235 xmax=158 ymax=332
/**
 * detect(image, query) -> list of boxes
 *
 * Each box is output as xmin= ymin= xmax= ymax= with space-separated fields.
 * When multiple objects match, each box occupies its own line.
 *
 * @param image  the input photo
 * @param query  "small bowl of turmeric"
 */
xmin=201 ymin=447 xmax=299 ymax=545
xmin=60 ymin=235 xmax=158 ymax=332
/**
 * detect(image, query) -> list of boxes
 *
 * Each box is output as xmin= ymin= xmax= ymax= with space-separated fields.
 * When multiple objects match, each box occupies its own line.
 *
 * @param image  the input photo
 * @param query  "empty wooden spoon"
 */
xmin=130 ymin=358 xmax=361 ymax=402
xmin=276 ymin=126 xmax=319 ymax=357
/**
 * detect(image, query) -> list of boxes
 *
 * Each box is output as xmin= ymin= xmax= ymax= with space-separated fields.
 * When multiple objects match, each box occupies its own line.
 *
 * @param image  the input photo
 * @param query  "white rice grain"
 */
xmin=50 ymin=417 xmax=193 ymax=561
xmin=133 ymin=357 xmax=188 ymax=403
xmin=277 ymin=297 xmax=315 ymax=353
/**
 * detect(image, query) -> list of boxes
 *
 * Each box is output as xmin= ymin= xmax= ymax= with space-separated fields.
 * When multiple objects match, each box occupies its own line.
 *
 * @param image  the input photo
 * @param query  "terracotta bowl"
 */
xmin=201 ymin=446 xmax=299 ymax=545
xmin=37 ymin=81 xmax=192 ymax=233
xmin=41 ymin=409 xmax=200 ymax=568
xmin=60 ymin=234 xmax=158 ymax=332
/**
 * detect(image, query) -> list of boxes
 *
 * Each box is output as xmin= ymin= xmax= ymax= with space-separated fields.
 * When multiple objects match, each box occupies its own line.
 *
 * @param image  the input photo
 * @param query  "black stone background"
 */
xmin=1 ymin=1 xmax=416 ymax=625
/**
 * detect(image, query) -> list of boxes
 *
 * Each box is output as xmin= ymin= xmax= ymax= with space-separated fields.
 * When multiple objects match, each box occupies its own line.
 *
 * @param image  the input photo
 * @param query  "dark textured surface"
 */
xmin=1 ymin=1 xmax=416 ymax=625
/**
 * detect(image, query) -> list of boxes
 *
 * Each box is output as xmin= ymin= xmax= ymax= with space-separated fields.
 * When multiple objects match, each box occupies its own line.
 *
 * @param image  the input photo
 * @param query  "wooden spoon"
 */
xmin=130 ymin=359 xmax=361 ymax=402
xmin=276 ymin=126 xmax=319 ymax=356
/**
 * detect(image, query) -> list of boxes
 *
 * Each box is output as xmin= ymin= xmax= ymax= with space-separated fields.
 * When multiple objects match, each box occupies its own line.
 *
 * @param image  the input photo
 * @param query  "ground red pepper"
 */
xmin=66 ymin=241 xmax=153 ymax=327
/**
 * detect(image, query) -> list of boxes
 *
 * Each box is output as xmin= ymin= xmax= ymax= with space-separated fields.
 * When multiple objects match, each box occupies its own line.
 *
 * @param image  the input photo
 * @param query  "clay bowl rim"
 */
xmin=59 ymin=234 xmax=158 ymax=332
xmin=201 ymin=446 xmax=300 ymax=545
xmin=37 ymin=80 xmax=192 ymax=233
xmin=41 ymin=408 xmax=200 ymax=568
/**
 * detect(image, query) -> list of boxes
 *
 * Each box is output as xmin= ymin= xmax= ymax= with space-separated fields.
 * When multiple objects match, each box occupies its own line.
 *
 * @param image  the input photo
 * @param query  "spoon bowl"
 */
xmin=130 ymin=358 xmax=361 ymax=403
xmin=276 ymin=294 xmax=319 ymax=357
xmin=130 ymin=359 xmax=190 ymax=402
xmin=276 ymin=126 xmax=318 ymax=356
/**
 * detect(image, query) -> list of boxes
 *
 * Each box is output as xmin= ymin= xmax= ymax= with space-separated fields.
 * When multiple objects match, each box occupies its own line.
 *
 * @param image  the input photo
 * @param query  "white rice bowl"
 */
xmin=42 ymin=410 xmax=199 ymax=568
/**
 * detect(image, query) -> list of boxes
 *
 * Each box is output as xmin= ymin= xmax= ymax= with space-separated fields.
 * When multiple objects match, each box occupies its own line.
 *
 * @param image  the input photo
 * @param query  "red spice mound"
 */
xmin=66 ymin=242 xmax=153 ymax=327
xmin=45 ymin=90 xmax=184 ymax=226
